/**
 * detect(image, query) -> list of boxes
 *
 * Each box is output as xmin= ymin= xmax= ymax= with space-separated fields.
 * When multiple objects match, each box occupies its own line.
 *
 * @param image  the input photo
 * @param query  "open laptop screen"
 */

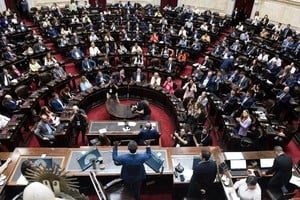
xmin=230 ymin=159 xmax=247 ymax=170
xmin=260 ymin=158 xmax=274 ymax=168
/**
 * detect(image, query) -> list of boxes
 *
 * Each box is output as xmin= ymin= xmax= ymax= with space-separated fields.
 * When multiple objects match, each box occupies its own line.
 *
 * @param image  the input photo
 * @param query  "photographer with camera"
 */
xmin=71 ymin=105 xmax=88 ymax=145
xmin=132 ymin=100 xmax=151 ymax=120
xmin=172 ymin=126 xmax=193 ymax=147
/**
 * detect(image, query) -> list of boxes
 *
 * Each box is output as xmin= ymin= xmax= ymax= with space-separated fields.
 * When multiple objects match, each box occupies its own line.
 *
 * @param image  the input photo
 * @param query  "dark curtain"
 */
xmin=234 ymin=0 xmax=254 ymax=19
xmin=160 ymin=0 xmax=168 ymax=10
xmin=168 ymin=0 xmax=178 ymax=8
xmin=161 ymin=0 xmax=178 ymax=9
xmin=98 ymin=0 xmax=106 ymax=11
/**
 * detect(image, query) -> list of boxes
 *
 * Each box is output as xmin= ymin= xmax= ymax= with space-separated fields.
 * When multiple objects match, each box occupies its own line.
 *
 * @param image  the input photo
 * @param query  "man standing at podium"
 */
xmin=113 ymin=140 xmax=151 ymax=200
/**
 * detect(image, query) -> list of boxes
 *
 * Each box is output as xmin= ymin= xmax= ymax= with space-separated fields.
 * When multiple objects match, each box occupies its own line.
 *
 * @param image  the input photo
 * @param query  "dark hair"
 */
xmin=246 ymin=175 xmax=257 ymax=186
xmin=201 ymin=150 xmax=211 ymax=161
xmin=128 ymin=140 xmax=138 ymax=154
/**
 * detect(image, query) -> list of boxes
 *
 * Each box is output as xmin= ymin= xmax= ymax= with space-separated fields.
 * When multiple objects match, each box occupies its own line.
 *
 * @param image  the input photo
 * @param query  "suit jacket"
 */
xmin=113 ymin=146 xmax=151 ymax=182
xmin=236 ymin=76 xmax=250 ymax=91
xmin=266 ymin=153 xmax=293 ymax=188
xmin=240 ymin=95 xmax=255 ymax=109
xmin=188 ymin=159 xmax=217 ymax=198
xmin=34 ymin=120 xmax=55 ymax=140
xmin=50 ymin=98 xmax=64 ymax=112
xmin=220 ymin=58 xmax=233 ymax=72
xmin=132 ymin=72 xmax=145 ymax=83
xmin=138 ymin=128 xmax=160 ymax=145
xmin=3 ymin=100 xmax=19 ymax=111
xmin=81 ymin=59 xmax=96 ymax=71
xmin=165 ymin=61 xmax=176 ymax=72
xmin=71 ymin=49 xmax=84 ymax=59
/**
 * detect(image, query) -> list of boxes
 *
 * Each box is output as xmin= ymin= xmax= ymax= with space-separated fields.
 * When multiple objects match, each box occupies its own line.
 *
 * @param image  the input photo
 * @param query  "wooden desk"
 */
xmin=105 ymin=99 xmax=138 ymax=119
xmin=87 ymin=120 xmax=160 ymax=145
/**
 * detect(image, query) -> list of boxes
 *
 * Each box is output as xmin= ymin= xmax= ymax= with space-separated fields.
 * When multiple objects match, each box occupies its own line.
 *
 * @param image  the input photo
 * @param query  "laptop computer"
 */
xmin=259 ymin=158 xmax=274 ymax=173
xmin=230 ymin=159 xmax=248 ymax=177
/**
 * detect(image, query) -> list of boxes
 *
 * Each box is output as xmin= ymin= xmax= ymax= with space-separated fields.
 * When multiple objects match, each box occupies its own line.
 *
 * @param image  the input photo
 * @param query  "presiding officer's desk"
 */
xmin=3 ymin=147 xmax=299 ymax=199
xmin=87 ymin=120 xmax=161 ymax=145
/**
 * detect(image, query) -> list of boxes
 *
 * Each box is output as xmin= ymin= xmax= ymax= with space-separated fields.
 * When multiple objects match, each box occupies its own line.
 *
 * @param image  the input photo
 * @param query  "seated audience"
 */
xmin=52 ymin=63 xmax=67 ymax=79
xmin=49 ymin=93 xmax=65 ymax=113
xmin=150 ymin=72 xmax=161 ymax=88
xmin=81 ymin=56 xmax=96 ymax=71
xmin=2 ymin=94 xmax=21 ymax=112
xmin=34 ymin=114 xmax=56 ymax=141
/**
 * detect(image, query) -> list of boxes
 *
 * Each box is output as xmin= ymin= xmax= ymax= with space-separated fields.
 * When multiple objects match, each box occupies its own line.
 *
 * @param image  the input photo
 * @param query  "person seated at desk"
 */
xmin=149 ymin=32 xmax=159 ymax=43
xmin=131 ymin=68 xmax=146 ymax=84
xmin=52 ymin=63 xmax=67 ymax=79
xmin=34 ymin=114 xmax=56 ymax=141
xmin=133 ymin=100 xmax=151 ymax=120
xmin=230 ymin=175 xmax=261 ymax=200
xmin=0 ymin=69 xmax=13 ymax=87
xmin=39 ymin=106 xmax=60 ymax=127
xmin=187 ymin=150 xmax=217 ymax=199
xmin=33 ymin=38 xmax=47 ymax=53
xmin=79 ymin=75 xmax=93 ymax=92
xmin=172 ymin=127 xmax=193 ymax=147
xmin=163 ymin=76 xmax=175 ymax=94
xmin=182 ymin=78 xmax=197 ymax=101
xmin=114 ymin=68 xmax=127 ymax=85
xmin=240 ymin=90 xmax=255 ymax=110
xmin=150 ymin=72 xmax=161 ymax=88
xmin=29 ymin=58 xmax=42 ymax=72
xmin=89 ymin=42 xmax=102 ymax=57
xmin=105 ymin=79 xmax=119 ymax=103
xmin=2 ymin=94 xmax=21 ymax=112
xmin=235 ymin=109 xmax=252 ymax=137
xmin=233 ymin=72 xmax=250 ymax=92
xmin=274 ymin=86 xmax=291 ymax=116
xmin=112 ymin=140 xmax=151 ymax=200
xmin=44 ymin=52 xmax=57 ymax=67
xmin=3 ymin=46 xmax=17 ymax=61
xmin=71 ymin=46 xmax=84 ymax=60
xmin=132 ymin=53 xmax=144 ymax=66
xmin=47 ymin=26 xmax=59 ymax=38
xmin=160 ymin=45 xmax=174 ymax=58
xmin=193 ymin=127 xmax=212 ymax=147
xmin=81 ymin=56 xmax=96 ymax=71
xmin=60 ymin=85 xmax=74 ymax=104
xmin=201 ymin=33 xmax=211 ymax=44
xmin=165 ymin=57 xmax=176 ymax=73
xmin=95 ymin=71 xmax=110 ymax=87
xmin=223 ymin=89 xmax=239 ymax=115
xmin=262 ymin=146 xmax=293 ymax=189
xmin=138 ymin=122 xmax=160 ymax=145
xmin=49 ymin=93 xmax=65 ymax=113
xmin=0 ymin=114 xmax=10 ymax=129
xmin=177 ymin=49 xmax=187 ymax=62
xmin=131 ymin=42 xmax=142 ymax=54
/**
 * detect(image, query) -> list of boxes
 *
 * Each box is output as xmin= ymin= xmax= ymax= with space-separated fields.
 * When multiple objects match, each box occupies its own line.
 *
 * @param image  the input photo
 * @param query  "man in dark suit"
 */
xmin=50 ymin=93 xmax=64 ymax=113
xmin=34 ymin=114 xmax=56 ymax=141
xmin=113 ymin=140 xmax=151 ymax=200
xmin=263 ymin=146 xmax=293 ymax=189
xmin=0 ymin=69 xmax=13 ymax=87
xmin=235 ymin=72 xmax=250 ymax=92
xmin=2 ymin=94 xmax=21 ymax=112
xmin=138 ymin=122 xmax=160 ymax=145
xmin=275 ymin=86 xmax=291 ymax=115
xmin=165 ymin=58 xmax=176 ymax=73
xmin=131 ymin=68 xmax=145 ymax=84
xmin=240 ymin=90 xmax=255 ymax=109
xmin=187 ymin=150 xmax=217 ymax=199
xmin=201 ymin=56 xmax=213 ymax=69
xmin=81 ymin=56 xmax=96 ymax=71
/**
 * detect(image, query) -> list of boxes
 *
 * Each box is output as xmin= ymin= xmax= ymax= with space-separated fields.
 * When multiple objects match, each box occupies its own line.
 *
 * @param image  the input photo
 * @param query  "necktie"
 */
xmin=45 ymin=123 xmax=53 ymax=135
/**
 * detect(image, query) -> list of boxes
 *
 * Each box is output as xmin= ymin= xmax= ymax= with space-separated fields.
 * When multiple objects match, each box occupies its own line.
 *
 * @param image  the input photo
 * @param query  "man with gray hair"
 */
xmin=263 ymin=146 xmax=293 ymax=189
xmin=71 ymin=105 xmax=87 ymax=145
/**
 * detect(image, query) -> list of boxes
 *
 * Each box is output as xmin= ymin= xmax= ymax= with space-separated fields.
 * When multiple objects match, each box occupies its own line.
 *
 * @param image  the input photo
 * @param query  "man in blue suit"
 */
xmin=81 ymin=56 xmax=96 ymax=71
xmin=50 ymin=93 xmax=65 ymax=113
xmin=113 ymin=140 xmax=151 ymax=200
xmin=138 ymin=122 xmax=160 ymax=145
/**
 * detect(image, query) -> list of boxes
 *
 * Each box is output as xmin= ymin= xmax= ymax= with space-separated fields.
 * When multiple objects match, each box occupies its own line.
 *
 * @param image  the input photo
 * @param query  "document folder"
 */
xmin=145 ymin=152 xmax=164 ymax=173
xmin=77 ymin=149 xmax=101 ymax=171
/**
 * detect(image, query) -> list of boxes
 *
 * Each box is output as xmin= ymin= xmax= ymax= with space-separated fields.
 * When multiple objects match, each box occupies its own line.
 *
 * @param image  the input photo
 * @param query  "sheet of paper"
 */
xmin=128 ymin=122 xmax=136 ymax=127
xmin=290 ymin=175 xmax=300 ymax=187
xmin=98 ymin=128 xmax=107 ymax=134
xmin=117 ymin=122 xmax=125 ymax=126
xmin=224 ymin=152 xmax=244 ymax=160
